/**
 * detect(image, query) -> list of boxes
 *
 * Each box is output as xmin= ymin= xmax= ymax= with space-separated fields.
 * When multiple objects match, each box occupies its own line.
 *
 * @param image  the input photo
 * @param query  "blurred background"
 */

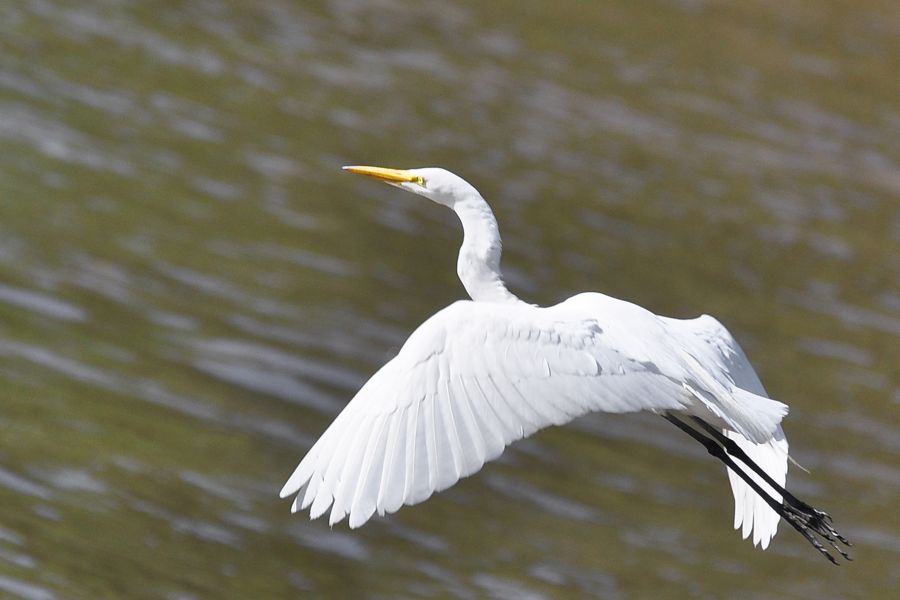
xmin=1 ymin=0 xmax=898 ymax=598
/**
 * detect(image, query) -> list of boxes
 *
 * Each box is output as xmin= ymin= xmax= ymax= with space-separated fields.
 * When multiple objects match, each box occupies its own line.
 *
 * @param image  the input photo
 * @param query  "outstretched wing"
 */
xmin=661 ymin=314 xmax=789 ymax=549
xmin=281 ymin=299 xmax=691 ymax=528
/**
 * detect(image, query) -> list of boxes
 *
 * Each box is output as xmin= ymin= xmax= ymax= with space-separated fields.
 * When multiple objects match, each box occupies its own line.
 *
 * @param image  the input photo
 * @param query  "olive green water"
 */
xmin=1 ymin=0 xmax=898 ymax=598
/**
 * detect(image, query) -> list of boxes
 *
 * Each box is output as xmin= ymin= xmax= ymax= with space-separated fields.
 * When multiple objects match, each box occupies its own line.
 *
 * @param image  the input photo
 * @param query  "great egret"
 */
xmin=281 ymin=165 xmax=850 ymax=563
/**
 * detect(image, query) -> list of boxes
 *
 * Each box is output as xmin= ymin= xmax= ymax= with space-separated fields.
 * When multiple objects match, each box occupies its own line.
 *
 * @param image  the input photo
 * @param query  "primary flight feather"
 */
xmin=280 ymin=166 xmax=850 ymax=562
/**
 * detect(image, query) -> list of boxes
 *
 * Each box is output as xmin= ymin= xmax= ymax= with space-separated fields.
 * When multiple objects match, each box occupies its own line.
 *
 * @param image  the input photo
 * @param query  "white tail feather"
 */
xmin=724 ymin=426 xmax=789 ymax=548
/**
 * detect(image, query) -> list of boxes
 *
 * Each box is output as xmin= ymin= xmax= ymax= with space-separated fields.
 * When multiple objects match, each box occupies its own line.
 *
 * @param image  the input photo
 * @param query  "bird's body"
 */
xmin=281 ymin=166 xmax=849 ymax=562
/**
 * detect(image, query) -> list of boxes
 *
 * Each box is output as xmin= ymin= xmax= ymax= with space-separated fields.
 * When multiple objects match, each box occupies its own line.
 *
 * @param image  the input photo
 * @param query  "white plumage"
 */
xmin=281 ymin=165 xmax=790 ymax=549
xmin=661 ymin=314 xmax=788 ymax=548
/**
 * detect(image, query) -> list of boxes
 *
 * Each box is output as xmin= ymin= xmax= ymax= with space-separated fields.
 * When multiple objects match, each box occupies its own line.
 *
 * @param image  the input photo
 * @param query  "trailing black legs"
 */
xmin=663 ymin=413 xmax=852 ymax=564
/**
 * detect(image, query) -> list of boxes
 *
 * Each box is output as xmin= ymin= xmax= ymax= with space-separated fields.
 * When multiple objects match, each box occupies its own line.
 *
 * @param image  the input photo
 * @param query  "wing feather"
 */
xmin=402 ymin=399 xmax=423 ymax=505
xmin=508 ymin=376 xmax=568 ymax=426
xmin=452 ymin=375 xmax=489 ymax=471
xmin=284 ymin=297 xmax=727 ymax=527
xmin=462 ymin=376 xmax=506 ymax=461
xmin=436 ymin=376 xmax=465 ymax=480
xmin=429 ymin=391 xmax=457 ymax=492
xmin=378 ymin=406 xmax=408 ymax=514
xmin=423 ymin=395 xmax=440 ymax=492
xmin=329 ymin=412 xmax=378 ymax=525
xmin=472 ymin=375 xmax=517 ymax=442
xmin=309 ymin=475 xmax=334 ymax=520
xmin=408 ymin=397 xmax=433 ymax=505
xmin=296 ymin=472 xmax=319 ymax=511
xmin=485 ymin=374 xmax=530 ymax=438
xmin=348 ymin=414 xmax=389 ymax=528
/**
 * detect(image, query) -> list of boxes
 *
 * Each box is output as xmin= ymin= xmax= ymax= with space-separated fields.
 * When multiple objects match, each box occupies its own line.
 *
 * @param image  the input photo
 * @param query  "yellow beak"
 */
xmin=342 ymin=165 xmax=424 ymax=185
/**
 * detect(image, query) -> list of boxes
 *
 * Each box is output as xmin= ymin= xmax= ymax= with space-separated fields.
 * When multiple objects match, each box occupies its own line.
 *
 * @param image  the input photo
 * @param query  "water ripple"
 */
xmin=0 ymin=284 xmax=87 ymax=322
xmin=0 ymin=576 xmax=55 ymax=600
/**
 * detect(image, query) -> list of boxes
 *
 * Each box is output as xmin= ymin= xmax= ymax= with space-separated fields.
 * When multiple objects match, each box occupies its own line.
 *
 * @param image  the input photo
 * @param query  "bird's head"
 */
xmin=343 ymin=165 xmax=477 ymax=208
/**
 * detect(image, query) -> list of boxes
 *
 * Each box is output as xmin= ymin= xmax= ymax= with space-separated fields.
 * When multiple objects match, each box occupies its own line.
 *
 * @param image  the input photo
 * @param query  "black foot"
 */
xmin=781 ymin=499 xmax=852 ymax=565
xmin=665 ymin=414 xmax=853 ymax=564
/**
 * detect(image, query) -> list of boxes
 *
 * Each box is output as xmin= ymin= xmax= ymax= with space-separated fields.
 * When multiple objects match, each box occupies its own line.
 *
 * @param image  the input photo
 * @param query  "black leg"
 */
xmin=688 ymin=417 xmax=852 ymax=556
xmin=663 ymin=413 xmax=851 ymax=564
xmin=690 ymin=417 xmax=799 ymax=503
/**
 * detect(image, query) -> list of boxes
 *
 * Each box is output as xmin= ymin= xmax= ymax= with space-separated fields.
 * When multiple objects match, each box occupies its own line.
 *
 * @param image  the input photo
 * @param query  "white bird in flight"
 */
xmin=281 ymin=165 xmax=850 ymax=563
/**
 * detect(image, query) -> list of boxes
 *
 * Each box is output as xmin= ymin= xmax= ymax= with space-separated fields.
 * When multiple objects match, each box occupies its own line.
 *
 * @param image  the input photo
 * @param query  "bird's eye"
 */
xmin=414 ymin=176 xmax=425 ymax=186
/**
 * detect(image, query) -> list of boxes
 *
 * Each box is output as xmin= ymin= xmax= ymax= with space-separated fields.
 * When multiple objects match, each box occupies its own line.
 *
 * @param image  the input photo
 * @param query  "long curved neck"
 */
xmin=453 ymin=192 xmax=521 ymax=304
